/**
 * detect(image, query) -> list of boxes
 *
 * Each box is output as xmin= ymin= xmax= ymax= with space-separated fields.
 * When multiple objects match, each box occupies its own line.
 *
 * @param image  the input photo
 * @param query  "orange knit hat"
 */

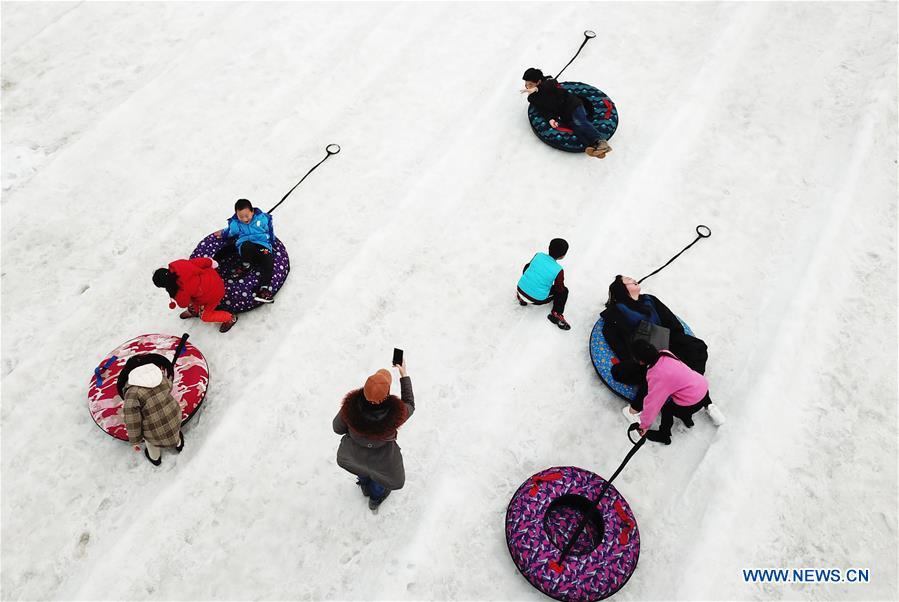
xmin=363 ymin=369 xmax=392 ymax=404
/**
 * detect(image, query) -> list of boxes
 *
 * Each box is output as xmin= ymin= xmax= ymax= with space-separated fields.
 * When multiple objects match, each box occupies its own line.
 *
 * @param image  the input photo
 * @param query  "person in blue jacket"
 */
xmin=516 ymin=238 xmax=571 ymax=330
xmin=214 ymin=198 xmax=276 ymax=303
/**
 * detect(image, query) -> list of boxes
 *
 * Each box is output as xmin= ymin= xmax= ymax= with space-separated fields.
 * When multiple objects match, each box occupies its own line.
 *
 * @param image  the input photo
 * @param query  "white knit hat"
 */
xmin=127 ymin=363 xmax=163 ymax=388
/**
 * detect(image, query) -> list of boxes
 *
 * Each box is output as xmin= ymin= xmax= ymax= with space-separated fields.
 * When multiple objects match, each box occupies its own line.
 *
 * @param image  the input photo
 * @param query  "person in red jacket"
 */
xmin=153 ymin=257 xmax=238 ymax=333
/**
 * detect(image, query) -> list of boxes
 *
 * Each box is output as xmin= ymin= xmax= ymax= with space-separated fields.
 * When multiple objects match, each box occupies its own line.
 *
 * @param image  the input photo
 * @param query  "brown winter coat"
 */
xmin=122 ymin=377 xmax=183 ymax=447
xmin=333 ymin=376 xmax=415 ymax=490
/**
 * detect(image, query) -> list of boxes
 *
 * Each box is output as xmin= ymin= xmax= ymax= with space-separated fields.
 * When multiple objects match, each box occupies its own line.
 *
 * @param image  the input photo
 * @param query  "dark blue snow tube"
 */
xmin=589 ymin=317 xmax=694 ymax=402
xmin=528 ymin=82 xmax=618 ymax=153
xmin=191 ymin=234 xmax=290 ymax=314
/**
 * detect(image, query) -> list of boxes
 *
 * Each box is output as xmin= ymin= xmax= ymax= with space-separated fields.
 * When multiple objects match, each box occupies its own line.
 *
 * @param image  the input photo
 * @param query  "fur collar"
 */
xmin=340 ymin=389 xmax=408 ymax=440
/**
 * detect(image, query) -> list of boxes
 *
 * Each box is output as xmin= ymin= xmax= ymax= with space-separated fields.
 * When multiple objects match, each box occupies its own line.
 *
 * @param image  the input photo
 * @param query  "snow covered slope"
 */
xmin=2 ymin=2 xmax=896 ymax=600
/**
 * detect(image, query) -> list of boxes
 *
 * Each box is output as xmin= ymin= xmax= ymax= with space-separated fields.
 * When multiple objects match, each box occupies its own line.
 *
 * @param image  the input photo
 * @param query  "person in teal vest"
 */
xmin=213 ymin=198 xmax=276 ymax=303
xmin=516 ymin=238 xmax=571 ymax=330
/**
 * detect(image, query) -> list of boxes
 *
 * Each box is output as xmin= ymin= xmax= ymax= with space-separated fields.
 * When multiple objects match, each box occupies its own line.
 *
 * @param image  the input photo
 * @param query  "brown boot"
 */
xmin=179 ymin=306 xmax=199 ymax=319
xmin=595 ymin=140 xmax=612 ymax=159
xmin=219 ymin=314 xmax=238 ymax=333
xmin=585 ymin=146 xmax=600 ymax=157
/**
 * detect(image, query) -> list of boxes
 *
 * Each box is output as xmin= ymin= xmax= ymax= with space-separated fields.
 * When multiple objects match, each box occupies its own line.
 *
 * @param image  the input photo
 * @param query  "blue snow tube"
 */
xmin=589 ymin=317 xmax=694 ymax=401
xmin=528 ymin=82 xmax=619 ymax=153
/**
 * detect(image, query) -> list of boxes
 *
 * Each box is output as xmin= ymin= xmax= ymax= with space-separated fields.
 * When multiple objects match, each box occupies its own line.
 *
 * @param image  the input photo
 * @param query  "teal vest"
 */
xmin=517 ymin=253 xmax=562 ymax=300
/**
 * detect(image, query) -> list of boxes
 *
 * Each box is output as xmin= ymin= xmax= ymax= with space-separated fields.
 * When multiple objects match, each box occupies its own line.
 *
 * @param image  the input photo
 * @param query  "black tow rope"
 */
xmin=172 ymin=332 xmax=189 ymax=366
xmin=638 ymin=225 xmax=712 ymax=284
xmin=549 ymin=425 xmax=646 ymax=572
xmin=554 ymin=30 xmax=596 ymax=81
xmin=267 ymin=144 xmax=341 ymax=214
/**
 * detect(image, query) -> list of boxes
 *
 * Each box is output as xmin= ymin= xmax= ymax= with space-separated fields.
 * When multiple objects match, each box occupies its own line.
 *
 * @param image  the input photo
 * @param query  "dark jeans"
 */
xmin=358 ymin=476 xmax=387 ymax=500
xmin=658 ymin=392 xmax=712 ymax=435
xmin=214 ymin=241 xmax=274 ymax=289
xmin=519 ymin=285 xmax=569 ymax=315
xmin=569 ymin=104 xmax=605 ymax=147
xmin=611 ymin=361 xmax=648 ymax=410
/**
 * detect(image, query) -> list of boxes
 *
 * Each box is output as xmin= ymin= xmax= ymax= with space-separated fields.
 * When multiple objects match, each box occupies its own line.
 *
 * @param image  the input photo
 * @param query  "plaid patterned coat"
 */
xmin=122 ymin=377 xmax=183 ymax=447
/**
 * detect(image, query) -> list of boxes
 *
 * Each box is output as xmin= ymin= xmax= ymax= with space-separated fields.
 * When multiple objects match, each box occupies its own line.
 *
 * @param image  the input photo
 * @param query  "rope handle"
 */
xmin=93 ymin=356 xmax=118 ymax=387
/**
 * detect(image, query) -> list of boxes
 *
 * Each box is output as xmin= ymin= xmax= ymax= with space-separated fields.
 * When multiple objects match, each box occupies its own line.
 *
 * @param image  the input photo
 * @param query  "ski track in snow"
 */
xmin=1 ymin=2 xmax=897 ymax=601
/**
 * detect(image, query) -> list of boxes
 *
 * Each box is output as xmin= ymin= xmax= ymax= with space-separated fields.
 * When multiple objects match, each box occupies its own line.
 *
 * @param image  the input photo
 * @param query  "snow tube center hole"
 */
xmin=543 ymin=494 xmax=605 ymax=556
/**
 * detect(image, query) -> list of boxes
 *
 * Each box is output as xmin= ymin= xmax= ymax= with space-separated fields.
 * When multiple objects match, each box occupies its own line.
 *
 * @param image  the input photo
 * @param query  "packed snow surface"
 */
xmin=2 ymin=2 xmax=897 ymax=600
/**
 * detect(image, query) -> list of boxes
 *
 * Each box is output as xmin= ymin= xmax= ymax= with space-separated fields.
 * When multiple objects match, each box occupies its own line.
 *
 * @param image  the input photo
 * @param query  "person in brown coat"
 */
xmin=120 ymin=354 xmax=185 ymax=466
xmin=333 ymin=361 xmax=415 ymax=511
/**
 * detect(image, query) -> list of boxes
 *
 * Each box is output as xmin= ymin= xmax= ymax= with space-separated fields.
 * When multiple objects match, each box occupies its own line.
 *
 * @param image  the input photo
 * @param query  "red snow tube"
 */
xmin=87 ymin=334 xmax=209 ymax=441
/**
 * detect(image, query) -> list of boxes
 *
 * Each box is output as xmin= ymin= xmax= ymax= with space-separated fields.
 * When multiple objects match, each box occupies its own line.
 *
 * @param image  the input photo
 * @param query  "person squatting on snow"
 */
xmin=333 ymin=362 xmax=415 ymax=511
xmin=119 ymin=354 xmax=185 ymax=466
xmin=153 ymin=257 xmax=238 ymax=333
xmin=601 ymin=275 xmax=709 ymax=421
xmin=517 ymin=238 xmax=572 ymax=330
xmin=213 ymin=198 xmax=276 ymax=304
xmin=521 ymin=67 xmax=612 ymax=159
xmin=631 ymin=340 xmax=725 ymax=445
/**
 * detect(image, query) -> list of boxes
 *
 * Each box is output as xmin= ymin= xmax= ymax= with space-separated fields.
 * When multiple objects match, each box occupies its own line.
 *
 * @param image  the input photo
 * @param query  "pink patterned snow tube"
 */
xmin=505 ymin=466 xmax=640 ymax=601
xmin=87 ymin=334 xmax=209 ymax=441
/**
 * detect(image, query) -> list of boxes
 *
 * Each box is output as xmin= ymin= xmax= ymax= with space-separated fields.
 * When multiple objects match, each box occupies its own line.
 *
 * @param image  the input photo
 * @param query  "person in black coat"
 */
xmin=601 ymin=275 xmax=709 ymax=415
xmin=522 ymin=67 xmax=612 ymax=159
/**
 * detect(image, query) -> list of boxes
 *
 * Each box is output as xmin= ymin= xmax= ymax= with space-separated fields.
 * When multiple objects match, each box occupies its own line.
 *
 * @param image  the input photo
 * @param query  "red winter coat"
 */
xmin=168 ymin=258 xmax=225 ymax=308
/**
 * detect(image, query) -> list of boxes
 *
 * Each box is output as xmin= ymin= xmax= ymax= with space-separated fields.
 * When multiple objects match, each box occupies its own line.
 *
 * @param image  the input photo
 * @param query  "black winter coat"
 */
xmin=527 ymin=79 xmax=585 ymax=123
xmin=601 ymin=294 xmax=708 ymax=374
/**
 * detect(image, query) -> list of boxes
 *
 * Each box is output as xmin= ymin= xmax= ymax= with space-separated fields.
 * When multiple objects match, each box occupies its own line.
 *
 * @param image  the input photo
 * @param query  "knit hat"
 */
xmin=548 ymin=238 xmax=569 ymax=259
xmin=522 ymin=67 xmax=544 ymax=82
xmin=363 ymin=369 xmax=392 ymax=404
xmin=128 ymin=363 xmax=163 ymax=389
xmin=152 ymin=268 xmax=170 ymax=288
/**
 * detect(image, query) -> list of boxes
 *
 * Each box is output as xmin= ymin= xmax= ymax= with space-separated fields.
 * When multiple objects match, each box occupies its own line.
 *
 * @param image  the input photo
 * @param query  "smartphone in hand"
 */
xmin=392 ymin=348 xmax=404 ymax=367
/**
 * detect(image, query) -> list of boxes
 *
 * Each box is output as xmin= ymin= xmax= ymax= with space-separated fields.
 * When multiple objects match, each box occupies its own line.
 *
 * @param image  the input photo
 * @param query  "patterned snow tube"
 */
xmin=589 ymin=317 xmax=694 ymax=401
xmin=190 ymin=234 xmax=290 ymax=313
xmin=88 ymin=334 xmax=209 ymax=441
xmin=506 ymin=466 xmax=640 ymax=601
xmin=527 ymin=82 xmax=618 ymax=153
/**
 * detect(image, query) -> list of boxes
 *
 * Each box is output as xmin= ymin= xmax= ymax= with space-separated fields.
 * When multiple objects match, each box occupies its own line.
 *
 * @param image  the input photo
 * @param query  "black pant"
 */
xmin=214 ymin=241 xmax=275 ymax=288
xmin=658 ymin=392 xmax=712 ymax=435
xmin=610 ymin=361 xmax=648 ymax=411
xmin=520 ymin=286 xmax=569 ymax=315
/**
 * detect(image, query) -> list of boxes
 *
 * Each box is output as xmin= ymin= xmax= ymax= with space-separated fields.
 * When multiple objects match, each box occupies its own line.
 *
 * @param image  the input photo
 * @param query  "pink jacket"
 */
xmin=640 ymin=351 xmax=709 ymax=430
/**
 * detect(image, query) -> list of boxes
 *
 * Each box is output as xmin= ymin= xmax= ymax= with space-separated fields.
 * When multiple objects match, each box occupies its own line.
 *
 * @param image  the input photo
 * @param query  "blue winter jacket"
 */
xmin=517 ymin=252 xmax=563 ymax=300
xmin=222 ymin=208 xmax=274 ymax=252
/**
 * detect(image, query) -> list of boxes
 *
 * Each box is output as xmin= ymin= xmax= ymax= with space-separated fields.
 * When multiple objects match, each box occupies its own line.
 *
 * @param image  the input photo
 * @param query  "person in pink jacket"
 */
xmin=632 ymin=340 xmax=726 ymax=444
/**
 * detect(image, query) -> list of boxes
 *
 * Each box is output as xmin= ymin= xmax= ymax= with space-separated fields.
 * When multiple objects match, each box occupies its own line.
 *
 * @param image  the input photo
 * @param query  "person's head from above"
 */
xmin=363 ymin=369 xmax=392 ymax=405
xmin=548 ymin=238 xmax=569 ymax=260
xmin=153 ymin=267 xmax=179 ymax=298
xmin=607 ymin=274 xmax=641 ymax=307
xmin=234 ymin=198 xmax=254 ymax=224
xmin=522 ymin=67 xmax=545 ymax=89
xmin=631 ymin=339 xmax=660 ymax=366
xmin=152 ymin=268 xmax=169 ymax=289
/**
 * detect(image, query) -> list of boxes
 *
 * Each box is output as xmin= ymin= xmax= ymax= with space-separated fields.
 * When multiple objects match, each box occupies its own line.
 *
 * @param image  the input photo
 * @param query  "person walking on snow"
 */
xmin=213 ymin=198 xmax=276 ymax=304
xmin=153 ymin=257 xmax=238 ymax=333
xmin=119 ymin=354 xmax=185 ymax=466
xmin=521 ymin=67 xmax=612 ymax=159
xmin=333 ymin=360 xmax=415 ymax=511
xmin=631 ymin=340 xmax=726 ymax=445
xmin=517 ymin=238 xmax=572 ymax=330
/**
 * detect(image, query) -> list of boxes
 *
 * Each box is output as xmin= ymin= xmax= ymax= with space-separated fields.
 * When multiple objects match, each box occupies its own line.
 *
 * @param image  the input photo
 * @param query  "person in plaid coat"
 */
xmin=120 ymin=356 xmax=185 ymax=466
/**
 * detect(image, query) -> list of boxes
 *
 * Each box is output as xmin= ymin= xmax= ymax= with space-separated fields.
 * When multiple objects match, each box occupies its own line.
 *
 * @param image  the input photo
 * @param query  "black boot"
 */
xmin=144 ymin=447 xmax=162 ymax=466
xmin=175 ymin=432 xmax=185 ymax=453
xmin=369 ymin=489 xmax=391 ymax=511
xmin=645 ymin=430 xmax=672 ymax=445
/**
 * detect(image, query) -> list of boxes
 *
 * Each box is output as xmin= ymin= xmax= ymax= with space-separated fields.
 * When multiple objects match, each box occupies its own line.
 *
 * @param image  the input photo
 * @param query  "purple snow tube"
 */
xmin=190 ymin=233 xmax=290 ymax=313
xmin=506 ymin=466 xmax=640 ymax=601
